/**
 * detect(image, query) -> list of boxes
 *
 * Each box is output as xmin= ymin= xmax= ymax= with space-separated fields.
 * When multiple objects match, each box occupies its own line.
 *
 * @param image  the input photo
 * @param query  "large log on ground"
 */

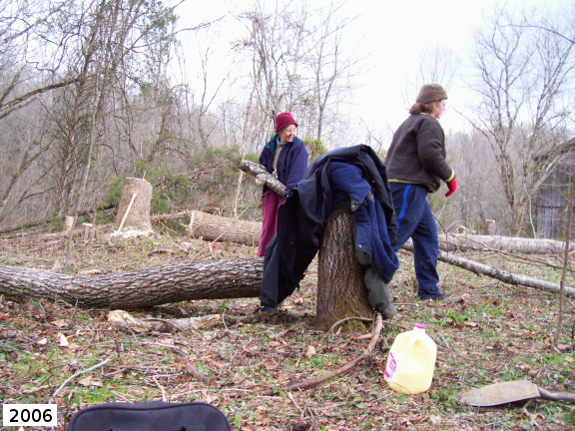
xmin=115 ymin=177 xmax=153 ymax=234
xmin=0 ymin=258 xmax=263 ymax=309
xmin=240 ymin=160 xmax=286 ymax=196
xmin=187 ymin=210 xmax=261 ymax=246
xmin=316 ymin=211 xmax=372 ymax=331
xmin=439 ymin=233 xmax=575 ymax=254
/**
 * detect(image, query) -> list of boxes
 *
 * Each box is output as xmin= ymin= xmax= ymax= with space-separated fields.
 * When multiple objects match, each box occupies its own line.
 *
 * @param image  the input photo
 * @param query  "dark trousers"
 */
xmin=390 ymin=183 xmax=440 ymax=300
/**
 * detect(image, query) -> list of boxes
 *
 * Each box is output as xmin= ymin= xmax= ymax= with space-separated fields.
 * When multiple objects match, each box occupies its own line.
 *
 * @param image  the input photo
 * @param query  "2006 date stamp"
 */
xmin=2 ymin=404 xmax=58 ymax=426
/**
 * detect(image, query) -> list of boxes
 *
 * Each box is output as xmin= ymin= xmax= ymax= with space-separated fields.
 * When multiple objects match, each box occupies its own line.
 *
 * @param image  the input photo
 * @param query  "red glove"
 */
xmin=445 ymin=178 xmax=457 ymax=197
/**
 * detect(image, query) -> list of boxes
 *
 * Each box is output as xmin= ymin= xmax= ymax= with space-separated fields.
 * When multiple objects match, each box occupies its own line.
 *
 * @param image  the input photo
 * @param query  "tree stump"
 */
xmin=63 ymin=216 xmax=74 ymax=233
xmin=82 ymin=223 xmax=97 ymax=240
xmin=114 ymin=178 xmax=153 ymax=235
xmin=483 ymin=219 xmax=496 ymax=235
xmin=315 ymin=210 xmax=372 ymax=332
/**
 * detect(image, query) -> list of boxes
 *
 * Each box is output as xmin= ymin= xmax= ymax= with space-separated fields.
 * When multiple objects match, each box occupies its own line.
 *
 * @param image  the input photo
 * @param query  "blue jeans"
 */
xmin=390 ymin=183 xmax=441 ymax=300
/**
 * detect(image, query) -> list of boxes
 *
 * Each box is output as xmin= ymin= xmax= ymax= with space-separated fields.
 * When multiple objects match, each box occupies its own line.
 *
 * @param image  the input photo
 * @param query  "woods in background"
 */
xmin=0 ymin=0 xmax=573 ymax=239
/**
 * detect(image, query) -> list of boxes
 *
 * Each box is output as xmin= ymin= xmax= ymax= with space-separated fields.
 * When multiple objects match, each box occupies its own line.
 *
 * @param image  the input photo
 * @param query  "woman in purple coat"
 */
xmin=256 ymin=112 xmax=308 ymax=257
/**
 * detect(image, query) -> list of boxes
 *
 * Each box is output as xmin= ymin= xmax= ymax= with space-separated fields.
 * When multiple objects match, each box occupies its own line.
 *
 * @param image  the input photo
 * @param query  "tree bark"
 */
xmin=155 ymin=209 xmax=575 ymax=253
xmin=316 ymin=211 xmax=372 ymax=332
xmin=1 ymin=244 xmax=574 ymax=311
xmin=115 ymin=178 xmax=153 ymax=234
xmin=438 ymin=233 xmax=575 ymax=254
xmin=187 ymin=210 xmax=261 ymax=246
xmin=240 ymin=160 xmax=285 ymax=196
xmin=0 ymin=258 xmax=263 ymax=310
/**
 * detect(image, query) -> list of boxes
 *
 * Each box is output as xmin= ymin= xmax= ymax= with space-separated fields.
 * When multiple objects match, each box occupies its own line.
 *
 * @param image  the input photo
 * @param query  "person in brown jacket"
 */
xmin=384 ymin=83 xmax=457 ymax=301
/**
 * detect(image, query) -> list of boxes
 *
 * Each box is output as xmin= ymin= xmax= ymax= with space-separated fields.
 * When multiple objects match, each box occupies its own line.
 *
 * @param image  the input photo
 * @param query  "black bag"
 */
xmin=66 ymin=401 xmax=232 ymax=431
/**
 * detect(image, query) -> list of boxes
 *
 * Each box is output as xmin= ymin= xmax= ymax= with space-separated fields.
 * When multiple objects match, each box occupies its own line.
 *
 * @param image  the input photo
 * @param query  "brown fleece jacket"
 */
xmin=384 ymin=113 xmax=453 ymax=192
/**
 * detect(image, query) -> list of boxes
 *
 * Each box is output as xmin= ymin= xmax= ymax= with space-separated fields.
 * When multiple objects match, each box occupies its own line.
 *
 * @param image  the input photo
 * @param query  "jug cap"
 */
xmin=415 ymin=323 xmax=426 ymax=330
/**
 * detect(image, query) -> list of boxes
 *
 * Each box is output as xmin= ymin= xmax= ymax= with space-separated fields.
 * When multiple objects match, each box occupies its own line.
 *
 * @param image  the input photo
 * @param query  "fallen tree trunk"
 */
xmin=187 ymin=210 xmax=261 ymax=246
xmin=0 ymin=258 xmax=263 ymax=309
xmin=403 ymin=243 xmax=575 ymax=297
xmin=240 ymin=160 xmax=285 ymax=196
xmin=439 ymin=233 xmax=575 ymax=254
xmin=3 ymin=218 xmax=575 ymax=309
xmin=1 ymin=246 xmax=573 ymax=311
xmin=152 ymin=211 xmax=192 ymax=222
xmin=176 ymin=211 xmax=575 ymax=254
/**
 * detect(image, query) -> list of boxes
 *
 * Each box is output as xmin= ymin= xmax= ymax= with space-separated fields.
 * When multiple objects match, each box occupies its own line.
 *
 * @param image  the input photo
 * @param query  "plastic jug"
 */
xmin=384 ymin=323 xmax=437 ymax=394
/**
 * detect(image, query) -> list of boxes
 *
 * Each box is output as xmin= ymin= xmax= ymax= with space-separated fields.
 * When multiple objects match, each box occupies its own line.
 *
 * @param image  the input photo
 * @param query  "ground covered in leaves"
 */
xmin=1 ymin=227 xmax=574 ymax=430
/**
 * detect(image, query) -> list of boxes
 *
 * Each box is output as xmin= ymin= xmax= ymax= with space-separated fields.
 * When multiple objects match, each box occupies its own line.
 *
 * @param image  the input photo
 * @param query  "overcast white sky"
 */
xmin=174 ymin=0 xmax=573 ymax=141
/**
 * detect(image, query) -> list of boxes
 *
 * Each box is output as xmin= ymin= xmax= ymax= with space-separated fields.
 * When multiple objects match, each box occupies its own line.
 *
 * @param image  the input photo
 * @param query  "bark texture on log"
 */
xmin=240 ymin=160 xmax=286 ymax=196
xmin=115 ymin=177 xmax=153 ymax=233
xmin=316 ymin=211 xmax=372 ymax=332
xmin=439 ymin=233 xmax=575 ymax=254
xmin=187 ymin=210 xmax=261 ymax=246
xmin=0 ymin=258 xmax=263 ymax=309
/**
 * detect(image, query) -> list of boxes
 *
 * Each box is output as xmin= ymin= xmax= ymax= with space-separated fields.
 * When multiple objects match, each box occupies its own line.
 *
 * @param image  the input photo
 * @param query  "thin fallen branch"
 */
xmin=522 ymin=399 xmax=542 ymax=430
xmin=110 ymin=391 xmax=133 ymax=403
xmin=152 ymin=375 xmax=168 ymax=402
xmin=263 ymin=314 xmax=383 ymax=396
xmin=101 ymin=359 xmax=169 ymax=378
xmin=52 ymin=357 xmax=113 ymax=399
xmin=151 ymin=211 xmax=192 ymax=222
xmin=183 ymin=360 xmax=209 ymax=382
xmin=476 ymin=250 xmax=564 ymax=271
xmin=402 ymin=243 xmax=575 ymax=297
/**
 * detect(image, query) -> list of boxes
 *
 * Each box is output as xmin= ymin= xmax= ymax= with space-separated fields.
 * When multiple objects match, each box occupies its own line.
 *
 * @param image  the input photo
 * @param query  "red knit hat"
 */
xmin=275 ymin=112 xmax=298 ymax=133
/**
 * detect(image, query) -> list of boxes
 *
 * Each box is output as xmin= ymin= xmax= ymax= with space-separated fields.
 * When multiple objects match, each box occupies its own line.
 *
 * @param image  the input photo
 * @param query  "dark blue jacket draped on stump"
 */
xmin=259 ymin=145 xmax=399 ymax=316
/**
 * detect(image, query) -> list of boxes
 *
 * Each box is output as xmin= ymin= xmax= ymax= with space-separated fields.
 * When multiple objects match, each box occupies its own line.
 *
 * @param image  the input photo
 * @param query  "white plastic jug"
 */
xmin=384 ymin=323 xmax=437 ymax=394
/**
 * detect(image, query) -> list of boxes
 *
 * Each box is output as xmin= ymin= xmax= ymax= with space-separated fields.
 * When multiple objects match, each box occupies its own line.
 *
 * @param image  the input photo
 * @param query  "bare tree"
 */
xmin=0 ymin=0 xmax=79 ymax=223
xmin=433 ymin=129 xmax=507 ymax=233
xmin=402 ymin=42 xmax=460 ymax=108
xmin=234 ymin=0 xmax=308 ymax=134
xmin=302 ymin=0 xmax=362 ymax=142
xmin=462 ymin=3 xmax=575 ymax=236
xmin=554 ymin=173 xmax=574 ymax=344
xmin=0 ymin=0 xmax=181 ymax=229
xmin=0 ymin=0 xmax=77 ymax=120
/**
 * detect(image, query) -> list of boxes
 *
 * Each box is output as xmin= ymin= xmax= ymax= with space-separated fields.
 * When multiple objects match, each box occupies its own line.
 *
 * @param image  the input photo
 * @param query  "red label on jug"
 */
xmin=384 ymin=352 xmax=396 ymax=379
